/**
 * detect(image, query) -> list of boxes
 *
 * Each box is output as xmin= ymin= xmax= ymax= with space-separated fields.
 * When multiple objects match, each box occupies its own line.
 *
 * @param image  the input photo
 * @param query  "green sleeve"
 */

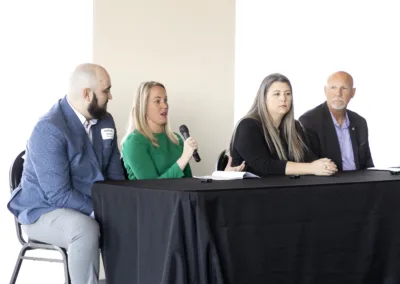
xmin=184 ymin=164 xmax=193 ymax=177
xmin=122 ymin=135 xmax=185 ymax=180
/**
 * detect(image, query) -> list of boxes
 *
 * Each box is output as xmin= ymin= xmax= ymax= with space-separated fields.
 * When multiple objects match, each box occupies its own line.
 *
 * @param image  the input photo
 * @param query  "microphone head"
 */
xmin=179 ymin=125 xmax=189 ymax=135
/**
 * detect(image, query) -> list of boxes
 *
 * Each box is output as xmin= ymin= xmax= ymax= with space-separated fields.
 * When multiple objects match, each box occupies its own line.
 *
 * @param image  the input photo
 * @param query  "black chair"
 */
xmin=9 ymin=150 xmax=70 ymax=284
xmin=216 ymin=149 xmax=229 ymax=171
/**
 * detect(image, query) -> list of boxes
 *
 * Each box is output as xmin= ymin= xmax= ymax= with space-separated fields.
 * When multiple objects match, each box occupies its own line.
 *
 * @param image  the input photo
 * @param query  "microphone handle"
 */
xmin=192 ymin=150 xmax=201 ymax=162
xmin=182 ymin=132 xmax=201 ymax=162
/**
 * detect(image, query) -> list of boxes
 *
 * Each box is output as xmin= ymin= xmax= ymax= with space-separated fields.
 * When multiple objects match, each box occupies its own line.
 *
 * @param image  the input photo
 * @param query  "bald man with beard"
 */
xmin=299 ymin=71 xmax=373 ymax=171
xmin=8 ymin=63 xmax=125 ymax=284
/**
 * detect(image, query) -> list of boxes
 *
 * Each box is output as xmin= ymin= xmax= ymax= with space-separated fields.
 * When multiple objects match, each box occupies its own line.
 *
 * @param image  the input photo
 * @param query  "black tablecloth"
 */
xmin=92 ymin=171 xmax=400 ymax=284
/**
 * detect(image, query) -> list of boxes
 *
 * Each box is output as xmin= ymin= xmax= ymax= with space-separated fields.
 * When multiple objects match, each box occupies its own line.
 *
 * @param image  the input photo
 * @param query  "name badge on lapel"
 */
xmin=101 ymin=128 xmax=115 ymax=140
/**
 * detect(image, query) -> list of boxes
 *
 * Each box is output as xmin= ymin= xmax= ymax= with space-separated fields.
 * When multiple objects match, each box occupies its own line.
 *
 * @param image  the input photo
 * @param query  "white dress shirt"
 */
xmin=67 ymin=99 xmax=98 ymax=143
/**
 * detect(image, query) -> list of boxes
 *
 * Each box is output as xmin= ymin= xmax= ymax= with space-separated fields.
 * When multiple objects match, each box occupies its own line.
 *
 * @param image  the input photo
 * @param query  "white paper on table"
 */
xmin=194 ymin=171 xmax=260 ymax=180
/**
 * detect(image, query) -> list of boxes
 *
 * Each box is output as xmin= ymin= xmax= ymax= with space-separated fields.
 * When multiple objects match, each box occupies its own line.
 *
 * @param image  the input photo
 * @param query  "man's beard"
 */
xmin=88 ymin=92 xmax=108 ymax=119
xmin=330 ymin=99 xmax=346 ymax=110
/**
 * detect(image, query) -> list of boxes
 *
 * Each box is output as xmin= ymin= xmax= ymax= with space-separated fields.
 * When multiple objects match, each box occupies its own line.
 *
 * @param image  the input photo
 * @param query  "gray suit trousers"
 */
xmin=22 ymin=208 xmax=100 ymax=284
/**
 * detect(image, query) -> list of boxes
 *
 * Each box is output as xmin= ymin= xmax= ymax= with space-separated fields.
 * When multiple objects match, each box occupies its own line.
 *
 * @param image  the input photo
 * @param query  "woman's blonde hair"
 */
xmin=230 ymin=73 xmax=308 ymax=162
xmin=121 ymin=81 xmax=178 ymax=147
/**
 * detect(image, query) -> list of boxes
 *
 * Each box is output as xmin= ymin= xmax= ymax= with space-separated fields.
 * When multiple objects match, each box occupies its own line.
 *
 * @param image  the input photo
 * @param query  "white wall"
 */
xmin=235 ymin=0 xmax=400 ymax=167
xmin=93 ymin=0 xmax=236 ymax=175
xmin=0 ymin=1 xmax=93 ymax=283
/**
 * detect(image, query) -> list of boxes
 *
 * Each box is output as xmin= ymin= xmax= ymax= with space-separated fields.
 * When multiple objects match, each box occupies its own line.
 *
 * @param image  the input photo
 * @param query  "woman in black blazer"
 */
xmin=230 ymin=73 xmax=337 ymax=177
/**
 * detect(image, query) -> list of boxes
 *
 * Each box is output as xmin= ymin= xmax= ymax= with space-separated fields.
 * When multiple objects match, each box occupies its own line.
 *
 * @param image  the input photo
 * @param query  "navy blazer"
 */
xmin=299 ymin=102 xmax=374 ymax=171
xmin=8 ymin=96 xmax=125 ymax=225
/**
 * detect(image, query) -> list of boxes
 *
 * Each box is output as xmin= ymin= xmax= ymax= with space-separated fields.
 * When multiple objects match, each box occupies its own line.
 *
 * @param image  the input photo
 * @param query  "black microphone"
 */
xmin=179 ymin=125 xmax=201 ymax=162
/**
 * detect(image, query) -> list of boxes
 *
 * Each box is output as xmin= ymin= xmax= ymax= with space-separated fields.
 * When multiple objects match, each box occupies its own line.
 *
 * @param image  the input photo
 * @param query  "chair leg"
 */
xmin=63 ymin=253 xmax=70 ymax=284
xmin=9 ymin=245 xmax=29 ymax=284
xmin=55 ymin=247 xmax=70 ymax=284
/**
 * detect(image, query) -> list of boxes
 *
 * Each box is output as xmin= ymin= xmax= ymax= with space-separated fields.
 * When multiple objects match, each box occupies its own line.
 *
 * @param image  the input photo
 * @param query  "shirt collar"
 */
xmin=329 ymin=111 xmax=350 ymax=129
xmin=67 ymin=99 xmax=98 ymax=126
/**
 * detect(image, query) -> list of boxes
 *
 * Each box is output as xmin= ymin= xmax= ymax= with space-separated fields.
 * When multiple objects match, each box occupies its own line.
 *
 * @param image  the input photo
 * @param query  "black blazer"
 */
xmin=299 ymin=102 xmax=374 ymax=171
xmin=230 ymin=118 xmax=316 ymax=176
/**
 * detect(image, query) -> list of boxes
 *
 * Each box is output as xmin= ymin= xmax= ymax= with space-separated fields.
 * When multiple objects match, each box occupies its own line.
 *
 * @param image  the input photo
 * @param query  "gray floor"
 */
xmin=99 ymin=280 xmax=106 ymax=284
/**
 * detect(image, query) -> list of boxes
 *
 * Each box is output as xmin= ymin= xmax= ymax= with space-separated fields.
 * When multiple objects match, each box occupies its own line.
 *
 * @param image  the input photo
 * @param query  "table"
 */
xmin=92 ymin=171 xmax=400 ymax=284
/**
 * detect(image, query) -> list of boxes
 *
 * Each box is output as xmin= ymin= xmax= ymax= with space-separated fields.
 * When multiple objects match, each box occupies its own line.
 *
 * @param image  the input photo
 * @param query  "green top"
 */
xmin=122 ymin=130 xmax=192 ymax=180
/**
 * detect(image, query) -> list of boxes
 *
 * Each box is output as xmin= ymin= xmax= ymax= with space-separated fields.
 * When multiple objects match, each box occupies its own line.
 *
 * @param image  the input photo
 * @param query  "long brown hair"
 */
xmin=230 ymin=73 xmax=307 ymax=162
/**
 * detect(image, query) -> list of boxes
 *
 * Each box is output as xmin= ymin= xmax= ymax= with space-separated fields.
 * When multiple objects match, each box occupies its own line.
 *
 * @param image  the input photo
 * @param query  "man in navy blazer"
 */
xmin=299 ymin=71 xmax=373 ymax=171
xmin=8 ymin=63 xmax=125 ymax=284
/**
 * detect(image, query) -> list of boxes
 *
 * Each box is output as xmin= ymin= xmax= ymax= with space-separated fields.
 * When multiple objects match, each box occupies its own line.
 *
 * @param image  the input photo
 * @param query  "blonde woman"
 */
xmin=121 ymin=81 xmax=244 ymax=180
xmin=230 ymin=73 xmax=337 ymax=176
